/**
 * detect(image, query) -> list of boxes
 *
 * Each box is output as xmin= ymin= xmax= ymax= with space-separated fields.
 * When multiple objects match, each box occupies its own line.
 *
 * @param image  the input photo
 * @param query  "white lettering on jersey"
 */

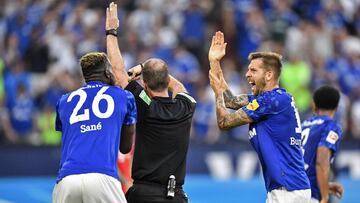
xmin=80 ymin=122 xmax=102 ymax=133
xmin=302 ymin=119 xmax=324 ymax=127
xmin=249 ymin=128 xmax=257 ymax=139
xmin=290 ymin=137 xmax=302 ymax=146
xmin=326 ymin=130 xmax=339 ymax=144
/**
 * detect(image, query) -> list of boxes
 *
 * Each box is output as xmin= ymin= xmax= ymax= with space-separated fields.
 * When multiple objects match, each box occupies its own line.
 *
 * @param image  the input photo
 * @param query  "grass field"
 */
xmin=0 ymin=175 xmax=358 ymax=203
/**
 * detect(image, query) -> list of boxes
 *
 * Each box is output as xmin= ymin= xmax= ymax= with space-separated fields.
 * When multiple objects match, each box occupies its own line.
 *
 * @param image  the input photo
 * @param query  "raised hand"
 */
xmin=127 ymin=64 xmax=142 ymax=81
xmin=208 ymin=31 xmax=227 ymax=62
xmin=106 ymin=2 xmax=119 ymax=30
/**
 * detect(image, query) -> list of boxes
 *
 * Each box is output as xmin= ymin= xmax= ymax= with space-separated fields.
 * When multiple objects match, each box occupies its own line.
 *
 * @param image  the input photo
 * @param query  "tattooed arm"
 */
xmin=209 ymin=70 xmax=253 ymax=130
xmin=223 ymin=89 xmax=249 ymax=110
xmin=215 ymin=93 xmax=253 ymax=130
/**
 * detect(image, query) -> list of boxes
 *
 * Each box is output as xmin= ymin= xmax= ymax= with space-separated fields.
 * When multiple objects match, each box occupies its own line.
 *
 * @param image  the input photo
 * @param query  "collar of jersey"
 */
xmin=314 ymin=114 xmax=332 ymax=121
xmin=152 ymin=96 xmax=173 ymax=102
xmin=256 ymin=88 xmax=286 ymax=96
xmin=84 ymin=81 xmax=106 ymax=86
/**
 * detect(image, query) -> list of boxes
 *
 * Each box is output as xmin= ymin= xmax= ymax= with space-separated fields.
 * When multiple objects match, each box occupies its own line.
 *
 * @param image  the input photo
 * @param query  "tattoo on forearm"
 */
xmin=223 ymin=89 xmax=249 ymax=110
xmin=215 ymin=94 xmax=252 ymax=130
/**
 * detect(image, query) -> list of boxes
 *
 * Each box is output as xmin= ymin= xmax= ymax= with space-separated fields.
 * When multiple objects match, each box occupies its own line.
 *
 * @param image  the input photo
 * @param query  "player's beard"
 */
xmin=253 ymin=77 xmax=266 ymax=96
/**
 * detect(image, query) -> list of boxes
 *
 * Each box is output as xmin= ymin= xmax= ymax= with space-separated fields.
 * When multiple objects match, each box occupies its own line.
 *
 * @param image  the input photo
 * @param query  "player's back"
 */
xmin=302 ymin=115 xmax=342 ymax=199
xmin=131 ymin=90 xmax=196 ymax=186
xmin=55 ymin=81 xmax=132 ymax=182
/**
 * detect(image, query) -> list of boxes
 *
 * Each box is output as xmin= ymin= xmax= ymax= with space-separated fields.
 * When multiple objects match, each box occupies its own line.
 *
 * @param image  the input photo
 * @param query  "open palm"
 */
xmin=208 ymin=31 xmax=227 ymax=61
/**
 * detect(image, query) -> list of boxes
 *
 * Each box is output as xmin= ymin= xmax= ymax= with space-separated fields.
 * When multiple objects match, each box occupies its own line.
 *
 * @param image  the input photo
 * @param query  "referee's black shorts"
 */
xmin=125 ymin=181 xmax=188 ymax=203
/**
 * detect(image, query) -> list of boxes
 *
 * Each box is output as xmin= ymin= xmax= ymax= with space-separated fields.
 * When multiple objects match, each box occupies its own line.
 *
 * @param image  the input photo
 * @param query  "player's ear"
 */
xmin=105 ymin=62 xmax=115 ymax=85
xmin=265 ymin=71 xmax=273 ymax=81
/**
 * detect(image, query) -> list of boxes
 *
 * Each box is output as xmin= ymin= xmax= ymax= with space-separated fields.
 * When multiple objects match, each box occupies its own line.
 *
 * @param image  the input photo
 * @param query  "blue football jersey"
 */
xmin=302 ymin=115 xmax=342 ymax=200
xmin=242 ymin=88 xmax=310 ymax=192
xmin=55 ymin=81 xmax=137 ymax=183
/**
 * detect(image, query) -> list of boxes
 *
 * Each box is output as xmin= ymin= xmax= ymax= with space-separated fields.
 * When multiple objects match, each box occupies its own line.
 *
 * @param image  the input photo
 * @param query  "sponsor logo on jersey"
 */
xmin=326 ymin=130 xmax=339 ymax=144
xmin=246 ymin=99 xmax=259 ymax=111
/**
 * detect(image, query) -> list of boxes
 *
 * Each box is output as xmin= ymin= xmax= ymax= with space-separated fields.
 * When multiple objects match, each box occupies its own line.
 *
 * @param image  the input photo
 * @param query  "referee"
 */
xmin=106 ymin=3 xmax=196 ymax=203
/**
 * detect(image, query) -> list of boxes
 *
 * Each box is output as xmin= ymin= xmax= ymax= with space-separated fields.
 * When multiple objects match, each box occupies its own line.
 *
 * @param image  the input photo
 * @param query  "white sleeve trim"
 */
xmin=177 ymin=92 xmax=196 ymax=103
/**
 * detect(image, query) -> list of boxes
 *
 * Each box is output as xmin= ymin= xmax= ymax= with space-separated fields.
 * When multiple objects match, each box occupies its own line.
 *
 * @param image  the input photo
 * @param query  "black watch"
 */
xmin=106 ymin=29 xmax=118 ymax=37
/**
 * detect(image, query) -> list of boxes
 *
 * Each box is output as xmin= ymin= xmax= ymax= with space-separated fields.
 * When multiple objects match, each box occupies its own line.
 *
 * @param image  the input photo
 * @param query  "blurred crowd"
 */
xmin=0 ymin=0 xmax=359 ymax=146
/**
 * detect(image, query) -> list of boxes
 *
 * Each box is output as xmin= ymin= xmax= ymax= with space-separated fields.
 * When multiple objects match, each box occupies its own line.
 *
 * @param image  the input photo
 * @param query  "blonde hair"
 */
xmin=248 ymin=52 xmax=283 ymax=78
xmin=80 ymin=52 xmax=107 ymax=70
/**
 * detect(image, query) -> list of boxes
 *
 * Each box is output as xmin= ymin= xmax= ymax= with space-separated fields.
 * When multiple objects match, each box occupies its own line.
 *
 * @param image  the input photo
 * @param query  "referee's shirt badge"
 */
xmin=139 ymin=90 xmax=151 ymax=105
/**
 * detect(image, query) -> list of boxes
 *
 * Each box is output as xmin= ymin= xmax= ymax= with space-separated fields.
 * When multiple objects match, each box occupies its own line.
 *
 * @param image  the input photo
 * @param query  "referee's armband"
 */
xmin=177 ymin=92 xmax=196 ymax=103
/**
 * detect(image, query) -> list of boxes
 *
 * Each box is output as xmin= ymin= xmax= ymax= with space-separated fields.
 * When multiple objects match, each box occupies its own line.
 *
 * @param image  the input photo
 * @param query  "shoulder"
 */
xmin=320 ymin=120 xmax=342 ymax=146
xmin=58 ymin=91 xmax=72 ymax=104
xmin=125 ymin=81 xmax=143 ymax=95
xmin=254 ymin=88 xmax=290 ymax=109
xmin=257 ymin=88 xmax=289 ymax=102
xmin=176 ymin=92 xmax=196 ymax=104
xmin=325 ymin=119 xmax=343 ymax=137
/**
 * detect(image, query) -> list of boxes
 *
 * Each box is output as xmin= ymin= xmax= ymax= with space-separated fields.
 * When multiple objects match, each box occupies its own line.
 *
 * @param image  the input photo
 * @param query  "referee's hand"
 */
xmin=106 ymin=2 xmax=119 ymax=31
xmin=127 ymin=65 xmax=142 ymax=81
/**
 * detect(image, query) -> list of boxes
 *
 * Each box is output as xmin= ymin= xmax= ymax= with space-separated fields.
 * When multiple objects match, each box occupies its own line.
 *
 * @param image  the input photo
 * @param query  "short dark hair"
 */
xmin=79 ymin=52 xmax=111 ymax=83
xmin=248 ymin=52 xmax=282 ymax=79
xmin=80 ymin=52 xmax=108 ymax=71
xmin=313 ymin=85 xmax=340 ymax=110
xmin=142 ymin=58 xmax=169 ymax=91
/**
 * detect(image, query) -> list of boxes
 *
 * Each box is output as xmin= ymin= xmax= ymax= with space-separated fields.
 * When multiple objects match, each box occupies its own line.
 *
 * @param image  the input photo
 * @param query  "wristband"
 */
xmin=106 ymin=29 xmax=118 ymax=37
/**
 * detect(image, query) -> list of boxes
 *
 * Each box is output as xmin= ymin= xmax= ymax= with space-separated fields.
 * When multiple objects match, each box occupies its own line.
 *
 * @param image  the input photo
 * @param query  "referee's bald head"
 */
xmin=142 ymin=58 xmax=170 ymax=92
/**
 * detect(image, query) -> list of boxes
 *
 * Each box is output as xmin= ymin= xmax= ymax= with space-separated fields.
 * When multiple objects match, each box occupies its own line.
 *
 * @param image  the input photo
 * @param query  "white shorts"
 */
xmin=310 ymin=198 xmax=319 ymax=203
xmin=52 ymin=173 xmax=126 ymax=203
xmin=266 ymin=187 xmax=311 ymax=203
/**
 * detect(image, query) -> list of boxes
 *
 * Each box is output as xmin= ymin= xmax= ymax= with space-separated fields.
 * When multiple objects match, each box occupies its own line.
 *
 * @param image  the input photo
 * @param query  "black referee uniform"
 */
xmin=125 ymin=80 xmax=196 ymax=203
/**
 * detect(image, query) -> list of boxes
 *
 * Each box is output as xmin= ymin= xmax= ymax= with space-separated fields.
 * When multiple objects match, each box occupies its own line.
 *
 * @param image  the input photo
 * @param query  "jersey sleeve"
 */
xmin=175 ymin=92 xmax=196 ymax=113
xmin=318 ymin=123 xmax=342 ymax=152
xmin=55 ymin=101 xmax=62 ymax=132
xmin=241 ymin=92 xmax=282 ymax=122
xmin=125 ymin=81 xmax=151 ymax=106
xmin=123 ymin=90 xmax=137 ymax=125
xmin=176 ymin=92 xmax=196 ymax=104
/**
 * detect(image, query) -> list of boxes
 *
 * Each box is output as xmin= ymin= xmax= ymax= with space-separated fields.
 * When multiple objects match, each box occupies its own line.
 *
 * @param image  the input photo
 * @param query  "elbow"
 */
xmin=224 ymin=102 xmax=231 ymax=109
xmin=217 ymin=120 xmax=230 ymax=130
xmin=120 ymin=144 xmax=131 ymax=154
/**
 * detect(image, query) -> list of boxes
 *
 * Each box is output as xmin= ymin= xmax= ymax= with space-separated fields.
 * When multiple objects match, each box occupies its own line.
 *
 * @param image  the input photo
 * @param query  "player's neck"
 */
xmin=263 ymin=80 xmax=279 ymax=92
xmin=315 ymin=109 xmax=336 ymax=119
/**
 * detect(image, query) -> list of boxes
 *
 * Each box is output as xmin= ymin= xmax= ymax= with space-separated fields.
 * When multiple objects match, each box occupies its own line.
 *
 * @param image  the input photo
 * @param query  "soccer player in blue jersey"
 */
xmin=208 ymin=31 xmax=311 ymax=202
xmin=302 ymin=86 xmax=344 ymax=203
xmin=52 ymin=51 xmax=137 ymax=203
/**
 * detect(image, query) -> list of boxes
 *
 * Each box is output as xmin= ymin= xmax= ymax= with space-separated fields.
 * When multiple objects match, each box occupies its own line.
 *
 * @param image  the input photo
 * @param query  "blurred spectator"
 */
xmin=37 ymin=103 xmax=61 ymax=146
xmin=24 ymin=28 xmax=50 ymax=73
xmin=192 ymin=86 xmax=220 ymax=144
xmin=1 ymin=82 xmax=39 ymax=145
xmin=3 ymin=60 xmax=31 ymax=105
xmin=351 ymin=98 xmax=360 ymax=139
xmin=280 ymin=54 xmax=312 ymax=114
xmin=181 ymin=2 xmax=206 ymax=60
xmin=170 ymin=45 xmax=201 ymax=96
